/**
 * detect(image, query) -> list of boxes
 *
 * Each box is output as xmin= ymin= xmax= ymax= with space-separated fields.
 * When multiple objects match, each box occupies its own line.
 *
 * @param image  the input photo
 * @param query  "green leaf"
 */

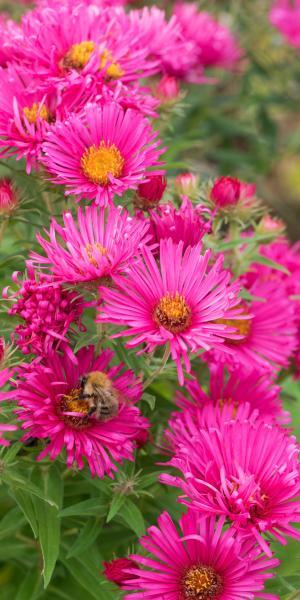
xmin=59 ymin=498 xmax=107 ymax=518
xmin=13 ymin=489 xmax=38 ymax=539
xmin=67 ymin=520 xmax=101 ymax=558
xmin=60 ymin=553 xmax=117 ymax=600
xmin=142 ymin=393 xmax=156 ymax=411
xmin=252 ymin=254 xmax=290 ymax=275
xmin=32 ymin=466 xmax=62 ymax=588
xmin=0 ymin=506 xmax=25 ymax=540
xmin=15 ymin=569 xmax=42 ymax=600
xmin=2 ymin=470 xmax=58 ymax=507
xmin=106 ymin=493 xmax=126 ymax=523
xmin=118 ymin=498 xmax=146 ymax=537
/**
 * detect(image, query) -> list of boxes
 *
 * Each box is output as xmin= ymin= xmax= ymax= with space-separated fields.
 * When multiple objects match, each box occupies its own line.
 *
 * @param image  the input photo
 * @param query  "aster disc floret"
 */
xmin=6 ymin=268 xmax=85 ymax=357
xmin=41 ymin=102 xmax=164 ymax=205
xmin=162 ymin=420 xmax=300 ymax=555
xmin=98 ymin=238 xmax=242 ymax=384
xmin=30 ymin=204 xmax=151 ymax=287
xmin=15 ymin=346 xmax=149 ymax=478
xmin=123 ymin=510 xmax=279 ymax=600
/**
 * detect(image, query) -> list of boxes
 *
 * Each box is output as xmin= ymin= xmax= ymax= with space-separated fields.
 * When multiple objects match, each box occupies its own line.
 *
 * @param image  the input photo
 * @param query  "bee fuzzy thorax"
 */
xmin=79 ymin=370 xmax=119 ymax=422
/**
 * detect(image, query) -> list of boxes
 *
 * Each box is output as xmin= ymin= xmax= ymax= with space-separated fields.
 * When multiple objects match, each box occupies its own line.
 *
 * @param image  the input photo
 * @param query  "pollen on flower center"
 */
xmin=154 ymin=292 xmax=191 ymax=333
xmin=59 ymin=387 xmax=90 ymax=430
xmin=182 ymin=565 xmax=223 ymax=599
xmin=81 ymin=142 xmax=125 ymax=186
xmin=85 ymin=242 xmax=108 ymax=267
xmin=62 ymin=40 xmax=95 ymax=70
xmin=100 ymin=48 xmax=124 ymax=80
xmin=23 ymin=103 xmax=50 ymax=125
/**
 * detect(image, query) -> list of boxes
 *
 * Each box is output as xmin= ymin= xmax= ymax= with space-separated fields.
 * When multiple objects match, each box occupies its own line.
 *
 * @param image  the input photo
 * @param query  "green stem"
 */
xmin=0 ymin=219 xmax=8 ymax=244
xmin=286 ymin=591 xmax=300 ymax=600
xmin=143 ymin=344 xmax=170 ymax=390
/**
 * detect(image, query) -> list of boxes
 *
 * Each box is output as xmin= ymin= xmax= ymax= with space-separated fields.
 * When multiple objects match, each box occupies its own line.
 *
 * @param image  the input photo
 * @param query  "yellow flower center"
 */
xmin=85 ymin=243 xmax=108 ymax=267
xmin=100 ymin=48 xmax=124 ymax=80
xmin=23 ymin=103 xmax=50 ymax=125
xmin=154 ymin=292 xmax=191 ymax=333
xmin=81 ymin=142 xmax=125 ymax=186
xmin=215 ymin=304 xmax=252 ymax=345
xmin=59 ymin=388 xmax=90 ymax=430
xmin=183 ymin=565 xmax=223 ymax=599
xmin=62 ymin=41 xmax=96 ymax=70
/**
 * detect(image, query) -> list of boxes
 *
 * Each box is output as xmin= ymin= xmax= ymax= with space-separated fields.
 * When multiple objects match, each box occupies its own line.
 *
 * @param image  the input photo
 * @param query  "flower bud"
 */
xmin=155 ymin=75 xmax=181 ymax=104
xmin=175 ymin=172 xmax=199 ymax=196
xmin=103 ymin=558 xmax=139 ymax=587
xmin=135 ymin=428 xmax=150 ymax=448
xmin=258 ymin=214 xmax=285 ymax=234
xmin=135 ymin=175 xmax=167 ymax=209
xmin=211 ymin=176 xmax=241 ymax=207
xmin=0 ymin=178 xmax=17 ymax=214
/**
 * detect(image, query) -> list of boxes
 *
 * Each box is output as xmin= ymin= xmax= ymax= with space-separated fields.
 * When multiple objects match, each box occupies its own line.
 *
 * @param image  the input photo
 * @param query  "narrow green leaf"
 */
xmin=252 ymin=254 xmax=290 ymax=275
xmin=118 ymin=499 xmax=146 ymax=537
xmin=67 ymin=520 xmax=100 ymax=558
xmin=0 ymin=506 xmax=25 ymax=540
xmin=2 ymin=471 xmax=58 ymax=507
xmin=32 ymin=466 xmax=62 ymax=588
xmin=15 ymin=569 xmax=42 ymax=600
xmin=59 ymin=498 xmax=107 ymax=518
xmin=60 ymin=554 xmax=117 ymax=600
xmin=13 ymin=489 xmax=38 ymax=539
xmin=142 ymin=393 xmax=156 ymax=411
xmin=106 ymin=493 xmax=126 ymax=523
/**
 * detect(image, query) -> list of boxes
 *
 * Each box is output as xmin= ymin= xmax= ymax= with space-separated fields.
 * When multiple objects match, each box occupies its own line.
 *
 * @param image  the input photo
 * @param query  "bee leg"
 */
xmin=87 ymin=405 xmax=96 ymax=417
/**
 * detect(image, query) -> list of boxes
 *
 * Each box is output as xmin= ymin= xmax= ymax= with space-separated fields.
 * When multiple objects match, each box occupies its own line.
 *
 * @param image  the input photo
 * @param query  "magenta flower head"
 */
xmin=124 ymin=511 xmax=280 ymax=600
xmin=41 ymin=102 xmax=164 ymax=205
xmin=270 ymin=0 xmax=300 ymax=51
xmin=30 ymin=204 xmax=151 ymax=287
xmin=148 ymin=197 xmax=211 ymax=250
xmin=15 ymin=346 xmax=149 ymax=478
xmin=209 ymin=280 xmax=297 ymax=372
xmin=173 ymin=362 xmax=289 ymax=426
xmin=162 ymin=420 xmax=300 ymax=556
xmin=6 ymin=267 xmax=85 ymax=358
xmin=98 ymin=239 xmax=241 ymax=384
xmin=173 ymin=2 xmax=241 ymax=70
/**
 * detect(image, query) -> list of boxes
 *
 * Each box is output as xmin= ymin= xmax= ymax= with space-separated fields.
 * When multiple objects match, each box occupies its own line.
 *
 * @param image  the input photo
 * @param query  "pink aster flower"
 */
xmin=0 ymin=16 xmax=23 ymax=67
xmin=41 ymin=102 xmax=164 ymax=205
xmin=124 ymin=511 xmax=279 ymax=600
xmin=30 ymin=204 xmax=150 ymax=287
xmin=98 ymin=238 xmax=241 ymax=384
xmin=6 ymin=267 xmax=85 ymax=357
xmin=208 ymin=279 xmax=297 ymax=373
xmin=0 ymin=64 xmax=97 ymax=173
xmin=148 ymin=197 xmax=211 ymax=250
xmin=19 ymin=4 xmax=158 ymax=87
xmin=15 ymin=346 xmax=148 ymax=478
xmin=173 ymin=2 xmax=241 ymax=71
xmin=270 ymin=0 xmax=300 ymax=51
xmin=135 ymin=175 xmax=167 ymax=209
xmin=172 ymin=363 xmax=289 ymax=427
xmin=162 ymin=420 xmax=300 ymax=556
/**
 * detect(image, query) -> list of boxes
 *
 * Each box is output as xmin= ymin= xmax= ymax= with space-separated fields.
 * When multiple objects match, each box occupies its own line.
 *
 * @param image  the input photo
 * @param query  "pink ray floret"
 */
xmin=124 ymin=510 xmax=279 ymax=600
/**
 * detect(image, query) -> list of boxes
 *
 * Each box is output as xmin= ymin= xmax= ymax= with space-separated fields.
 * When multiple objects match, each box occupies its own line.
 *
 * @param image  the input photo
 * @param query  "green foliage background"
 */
xmin=0 ymin=1 xmax=299 ymax=599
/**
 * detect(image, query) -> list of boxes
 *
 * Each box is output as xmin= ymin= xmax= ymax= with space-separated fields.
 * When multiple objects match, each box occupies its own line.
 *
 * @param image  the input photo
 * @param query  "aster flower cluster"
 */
xmin=0 ymin=1 xmax=299 ymax=598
